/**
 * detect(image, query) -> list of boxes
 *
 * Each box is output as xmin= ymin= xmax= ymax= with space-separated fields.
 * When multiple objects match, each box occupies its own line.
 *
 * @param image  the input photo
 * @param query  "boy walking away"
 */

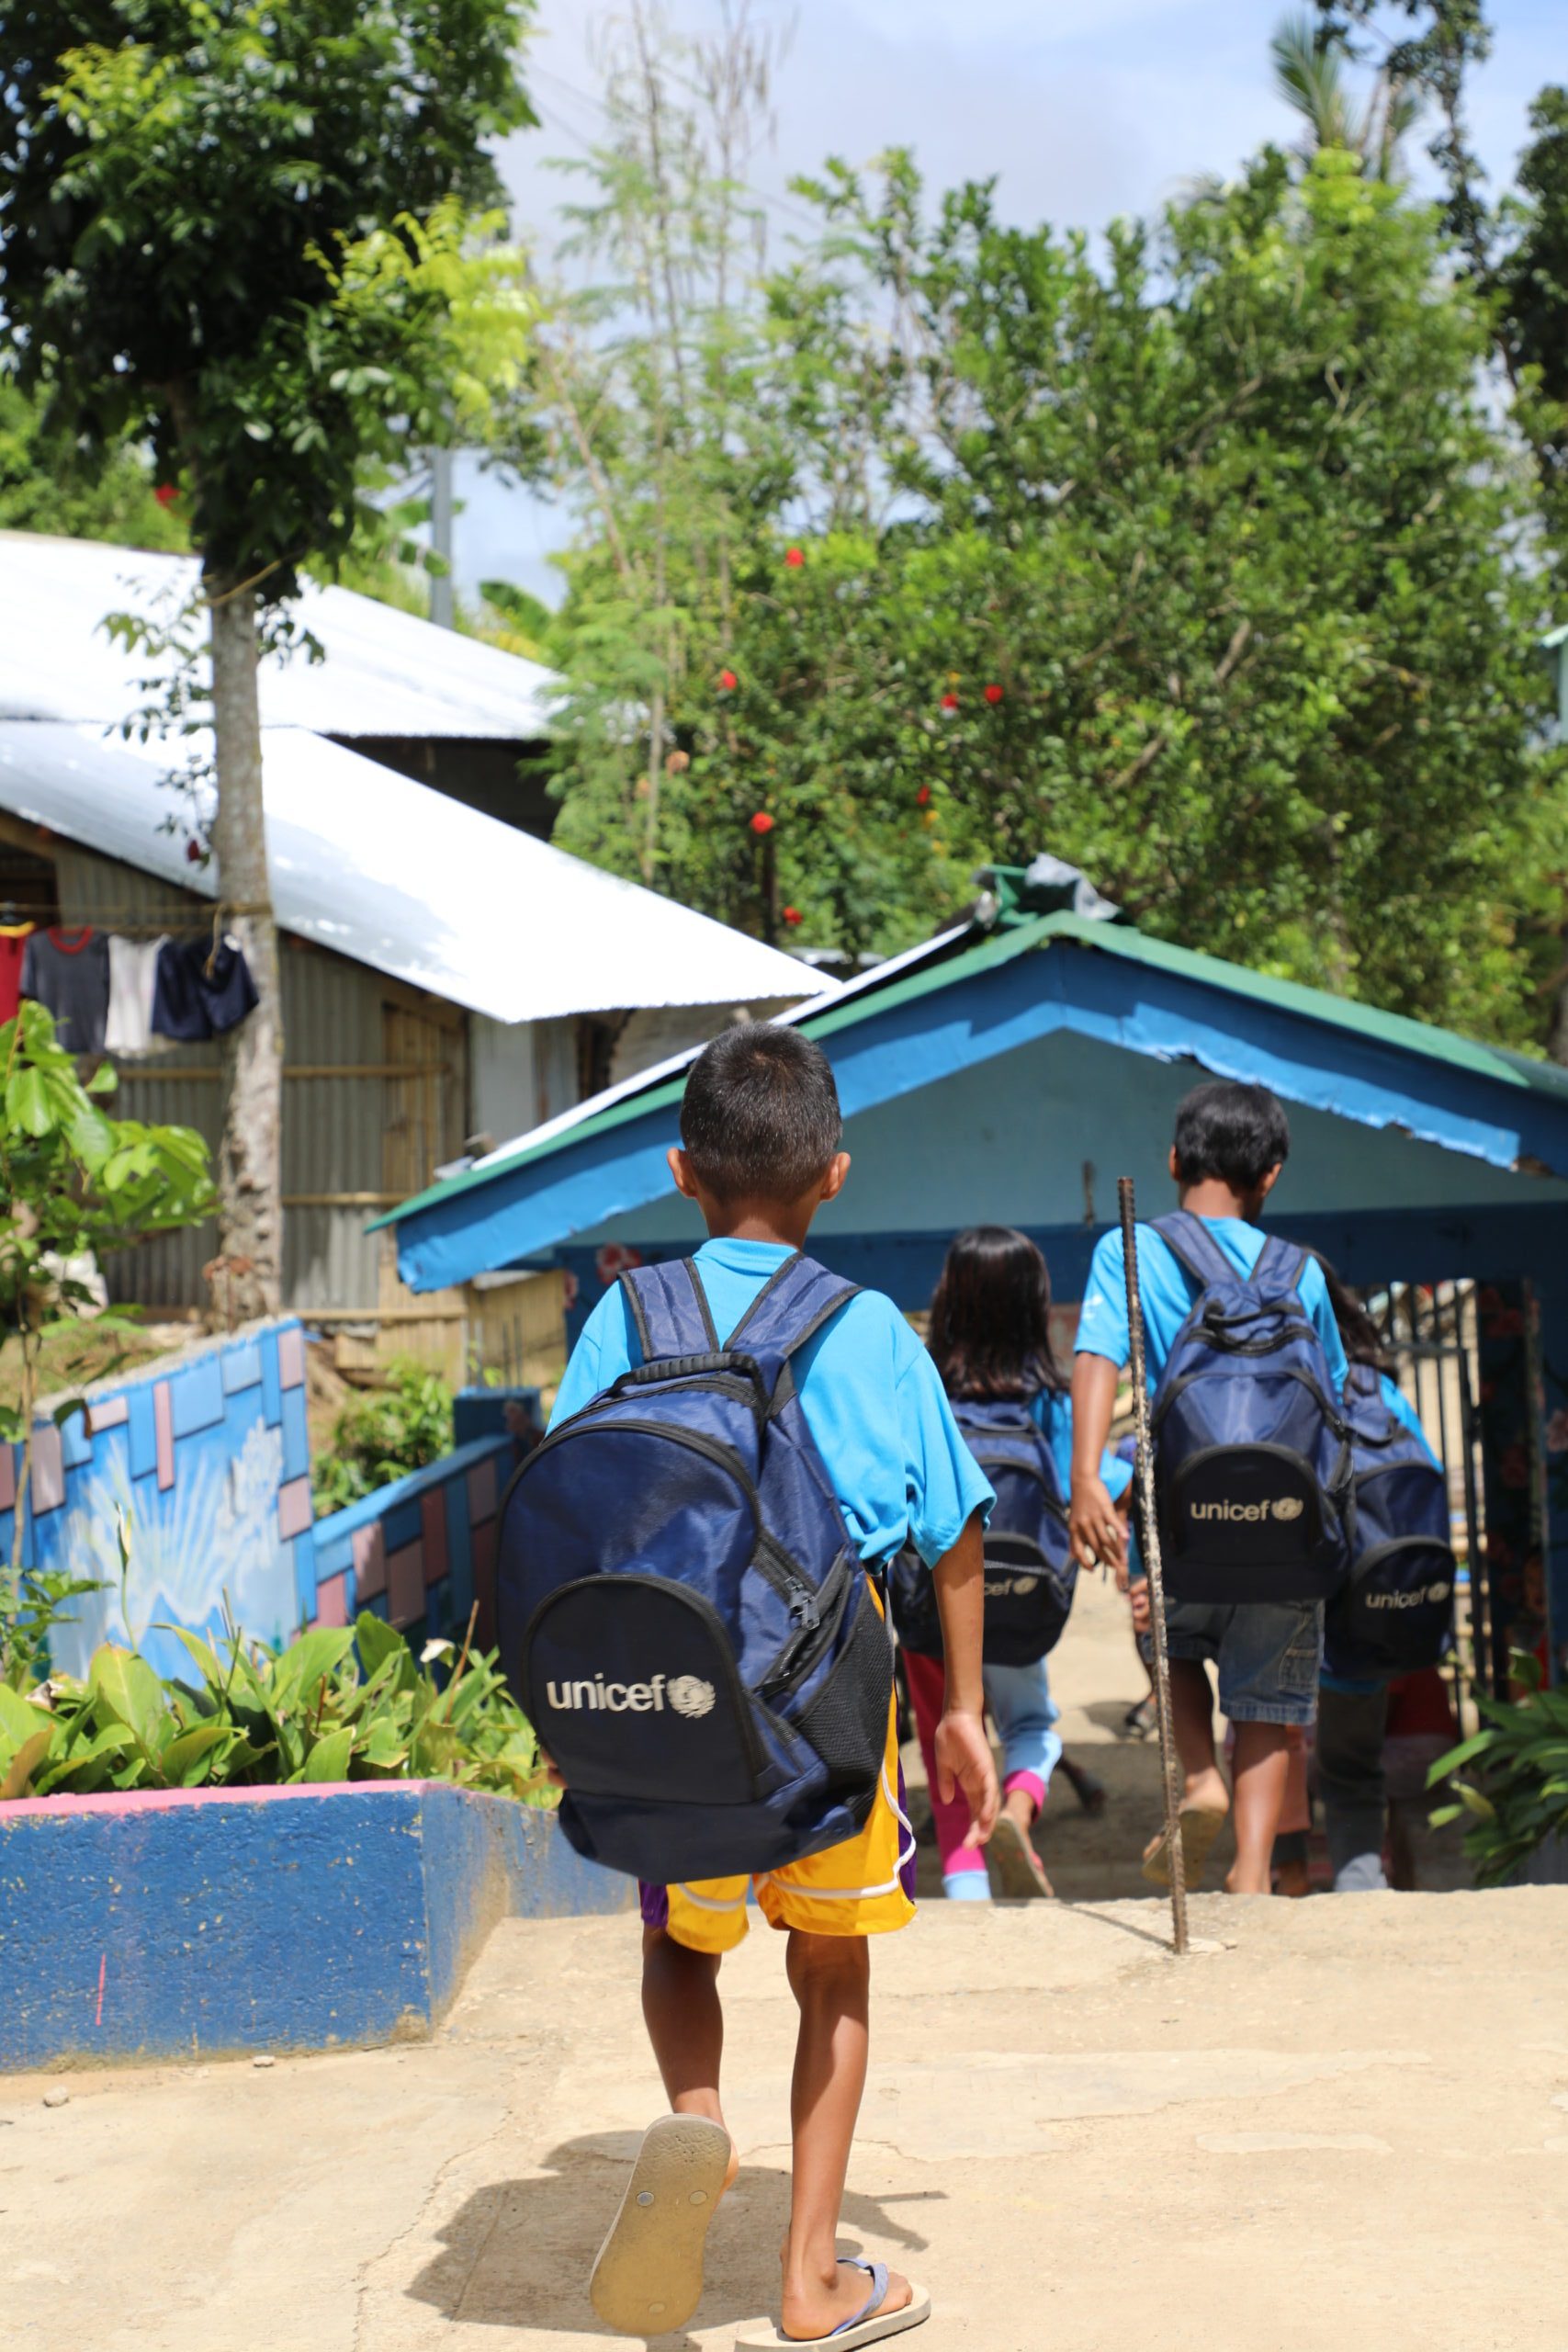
xmin=1068 ymin=1080 xmax=1348 ymax=1896
xmin=507 ymin=1026 xmax=998 ymax=2346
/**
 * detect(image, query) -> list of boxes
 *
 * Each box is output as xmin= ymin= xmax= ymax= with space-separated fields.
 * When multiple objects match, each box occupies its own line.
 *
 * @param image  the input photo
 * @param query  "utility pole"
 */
xmin=430 ymin=447 xmax=456 ymax=630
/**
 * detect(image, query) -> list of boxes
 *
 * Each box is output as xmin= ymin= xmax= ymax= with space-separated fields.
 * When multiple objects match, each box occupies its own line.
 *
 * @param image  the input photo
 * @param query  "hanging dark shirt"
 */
xmin=151 ymin=936 xmax=260 ymax=1042
xmin=19 ymin=927 xmax=110 ymax=1052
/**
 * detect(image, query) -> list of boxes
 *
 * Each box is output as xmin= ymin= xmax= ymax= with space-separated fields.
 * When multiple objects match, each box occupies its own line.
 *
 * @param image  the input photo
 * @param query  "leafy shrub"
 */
xmin=0 ymin=1612 xmax=551 ymax=1805
xmin=313 ymin=1358 xmax=455 ymax=1518
xmin=1428 ymin=1653 xmax=1568 ymax=1884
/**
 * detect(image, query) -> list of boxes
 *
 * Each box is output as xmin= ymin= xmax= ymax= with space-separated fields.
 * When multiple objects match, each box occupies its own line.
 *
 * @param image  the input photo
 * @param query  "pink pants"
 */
xmin=904 ymin=1648 xmax=1049 ymax=1883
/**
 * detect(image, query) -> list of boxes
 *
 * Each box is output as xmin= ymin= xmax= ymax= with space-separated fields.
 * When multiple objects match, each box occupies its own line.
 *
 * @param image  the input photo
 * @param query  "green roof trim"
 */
xmin=373 ymin=912 xmax=1568 ymax=1232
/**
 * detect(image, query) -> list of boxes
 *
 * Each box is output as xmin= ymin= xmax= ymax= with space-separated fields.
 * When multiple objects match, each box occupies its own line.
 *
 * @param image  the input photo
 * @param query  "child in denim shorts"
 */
xmin=1068 ymin=1080 xmax=1348 ymax=1894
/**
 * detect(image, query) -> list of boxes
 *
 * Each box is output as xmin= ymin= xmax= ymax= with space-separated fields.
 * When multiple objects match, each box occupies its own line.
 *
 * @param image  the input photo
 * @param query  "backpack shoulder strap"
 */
xmin=1150 ymin=1209 xmax=1235 ymax=1291
xmin=725 ymin=1252 xmax=860 ymax=1363
xmin=1253 ymin=1232 xmax=1306 ymax=1295
xmin=619 ymin=1258 xmax=718 ymax=1363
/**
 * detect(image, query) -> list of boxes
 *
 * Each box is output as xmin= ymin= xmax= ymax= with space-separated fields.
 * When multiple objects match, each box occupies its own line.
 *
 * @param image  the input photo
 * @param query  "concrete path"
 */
xmin=5 ymin=1582 xmax=1561 ymax=2351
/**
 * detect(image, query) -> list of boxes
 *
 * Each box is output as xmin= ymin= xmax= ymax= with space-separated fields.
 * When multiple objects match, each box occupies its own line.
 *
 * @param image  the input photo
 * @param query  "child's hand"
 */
xmin=1129 ymin=1579 xmax=1151 ymax=1635
xmin=538 ymin=1745 xmax=567 ymax=1791
xmin=1068 ymin=1473 xmax=1127 ymax=1581
xmin=935 ymin=1707 xmax=999 ymax=1844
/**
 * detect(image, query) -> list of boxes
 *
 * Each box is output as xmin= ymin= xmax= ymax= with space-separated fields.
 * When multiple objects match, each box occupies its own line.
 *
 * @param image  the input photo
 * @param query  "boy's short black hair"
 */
xmin=1172 ymin=1080 xmax=1291 ymax=1193
xmin=680 ymin=1023 xmax=843 ymax=1203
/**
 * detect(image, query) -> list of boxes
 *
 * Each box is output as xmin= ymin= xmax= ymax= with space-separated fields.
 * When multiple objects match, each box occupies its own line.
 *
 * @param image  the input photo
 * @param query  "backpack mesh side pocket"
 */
xmin=792 ymin=1584 xmax=893 ymax=1818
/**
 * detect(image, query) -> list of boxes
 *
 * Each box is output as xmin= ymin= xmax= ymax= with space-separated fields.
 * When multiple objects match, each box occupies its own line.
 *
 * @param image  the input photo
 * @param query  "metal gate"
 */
xmin=1363 ymin=1281 xmax=1495 ymax=1720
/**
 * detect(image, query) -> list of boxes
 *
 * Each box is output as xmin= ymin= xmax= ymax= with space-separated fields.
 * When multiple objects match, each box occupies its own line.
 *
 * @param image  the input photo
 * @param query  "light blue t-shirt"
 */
xmin=549 ymin=1238 xmax=995 ymax=1568
xmin=1032 ymin=1389 xmax=1133 ymax=1504
xmin=1378 ymin=1374 xmax=1439 ymax=1466
xmin=1075 ymin=1216 xmax=1349 ymax=1397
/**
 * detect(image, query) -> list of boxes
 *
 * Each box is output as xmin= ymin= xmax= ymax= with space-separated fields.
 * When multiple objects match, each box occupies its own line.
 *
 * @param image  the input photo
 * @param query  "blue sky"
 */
xmin=452 ymin=0 xmax=1564 ymax=602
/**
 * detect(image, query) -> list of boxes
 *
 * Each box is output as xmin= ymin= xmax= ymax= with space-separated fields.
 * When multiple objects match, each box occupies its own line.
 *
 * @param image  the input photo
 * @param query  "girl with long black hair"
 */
xmin=904 ymin=1225 xmax=1131 ymax=1898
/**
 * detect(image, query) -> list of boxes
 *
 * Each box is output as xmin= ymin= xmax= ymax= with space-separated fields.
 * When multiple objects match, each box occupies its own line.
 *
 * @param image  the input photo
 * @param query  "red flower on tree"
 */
xmin=916 ymin=785 xmax=931 ymax=808
xmin=984 ymin=683 xmax=1004 ymax=704
xmin=750 ymin=810 xmax=775 ymax=835
xmin=783 ymin=905 xmax=803 ymax=925
xmin=784 ymin=547 xmax=805 ymax=569
xmin=940 ymin=692 xmax=959 ymax=713
xmin=718 ymin=667 xmax=739 ymax=692
xmin=154 ymin=484 xmax=179 ymax=508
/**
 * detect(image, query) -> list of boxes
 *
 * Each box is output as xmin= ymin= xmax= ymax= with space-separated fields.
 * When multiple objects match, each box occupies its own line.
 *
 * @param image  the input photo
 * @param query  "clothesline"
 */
xmin=5 ymin=921 xmax=260 ymax=1053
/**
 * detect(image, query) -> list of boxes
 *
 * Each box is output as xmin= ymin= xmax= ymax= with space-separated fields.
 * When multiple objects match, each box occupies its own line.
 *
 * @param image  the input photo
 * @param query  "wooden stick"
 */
xmin=1118 ymin=1176 xmax=1190 ymax=1957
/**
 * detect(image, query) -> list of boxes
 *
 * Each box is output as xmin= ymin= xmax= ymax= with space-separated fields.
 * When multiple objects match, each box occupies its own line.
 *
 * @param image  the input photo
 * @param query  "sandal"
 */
xmin=1140 ymin=1804 xmax=1227 ymax=1892
xmin=986 ymin=1812 xmax=1055 ymax=1899
xmin=736 ymin=2259 xmax=932 ymax=2348
xmin=589 ymin=2112 xmax=731 ymax=2335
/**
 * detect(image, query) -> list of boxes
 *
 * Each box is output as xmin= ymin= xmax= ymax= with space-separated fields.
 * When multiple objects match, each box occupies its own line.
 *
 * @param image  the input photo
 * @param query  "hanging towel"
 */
xmin=106 ymin=935 xmax=170 ymax=1056
xmin=152 ymin=935 xmax=260 ymax=1042
xmin=20 ymin=926 xmax=110 ymax=1053
xmin=0 ymin=922 xmax=35 ymax=1026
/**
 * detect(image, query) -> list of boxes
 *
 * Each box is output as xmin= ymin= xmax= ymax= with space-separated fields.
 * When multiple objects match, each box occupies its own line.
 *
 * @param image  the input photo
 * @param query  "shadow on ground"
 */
xmin=403 ymin=2134 xmax=942 ymax=2341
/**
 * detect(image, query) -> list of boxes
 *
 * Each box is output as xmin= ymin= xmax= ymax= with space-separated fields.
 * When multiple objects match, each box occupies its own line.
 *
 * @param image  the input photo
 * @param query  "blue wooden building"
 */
xmin=378 ymin=874 xmax=1568 ymax=1687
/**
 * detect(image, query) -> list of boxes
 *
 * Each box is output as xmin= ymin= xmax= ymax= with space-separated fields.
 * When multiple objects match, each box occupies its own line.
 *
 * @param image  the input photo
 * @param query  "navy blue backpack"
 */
xmin=1324 ymin=1363 xmax=1456 ymax=1678
xmin=1149 ymin=1212 xmax=1352 ymax=1605
xmin=497 ymin=1254 xmax=894 ymax=1884
xmin=889 ymin=1397 xmax=1077 ymax=1666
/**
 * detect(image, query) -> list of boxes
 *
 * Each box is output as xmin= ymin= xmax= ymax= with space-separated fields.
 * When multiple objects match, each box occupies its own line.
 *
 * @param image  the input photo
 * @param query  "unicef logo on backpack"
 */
xmin=667 ymin=1675 xmax=717 ymax=1720
xmin=983 ymin=1573 xmax=1040 ymax=1600
xmin=1366 ymin=1579 xmax=1452 ymax=1611
xmin=543 ymin=1670 xmax=718 ymax=1716
xmin=1271 ymin=1496 xmax=1304 ymax=1522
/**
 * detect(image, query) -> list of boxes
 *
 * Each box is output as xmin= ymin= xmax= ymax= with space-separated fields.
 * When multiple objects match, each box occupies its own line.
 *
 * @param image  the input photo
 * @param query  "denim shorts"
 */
xmin=1163 ymin=1598 xmax=1324 ymax=1726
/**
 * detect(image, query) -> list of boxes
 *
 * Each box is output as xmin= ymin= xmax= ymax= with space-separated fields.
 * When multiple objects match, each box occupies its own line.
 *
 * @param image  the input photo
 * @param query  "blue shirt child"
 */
xmin=1075 ymin=1216 xmax=1350 ymax=1396
xmin=551 ymin=1237 xmax=996 ymax=1567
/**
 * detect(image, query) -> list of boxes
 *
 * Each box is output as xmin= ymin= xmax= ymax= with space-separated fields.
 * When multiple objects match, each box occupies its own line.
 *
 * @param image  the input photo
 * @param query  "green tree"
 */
xmin=1270 ymin=12 xmax=1419 ymax=174
xmin=0 ymin=2 xmax=535 ymax=1318
xmin=0 ymin=379 xmax=188 ymax=549
xmin=531 ymin=105 xmax=1561 ymax=1024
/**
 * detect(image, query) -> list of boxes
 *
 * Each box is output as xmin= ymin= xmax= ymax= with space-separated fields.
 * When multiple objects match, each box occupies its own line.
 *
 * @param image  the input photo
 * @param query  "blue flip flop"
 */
xmin=735 ymin=2257 xmax=932 ymax=2348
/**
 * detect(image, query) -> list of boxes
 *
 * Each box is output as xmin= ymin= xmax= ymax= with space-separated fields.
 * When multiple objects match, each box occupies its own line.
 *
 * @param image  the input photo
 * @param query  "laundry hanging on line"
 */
xmin=16 ymin=923 xmax=260 ymax=1053
xmin=0 ymin=919 xmax=35 ymax=1026
xmin=150 ymin=934 xmax=260 ymax=1042
xmin=19 ymin=926 xmax=111 ymax=1053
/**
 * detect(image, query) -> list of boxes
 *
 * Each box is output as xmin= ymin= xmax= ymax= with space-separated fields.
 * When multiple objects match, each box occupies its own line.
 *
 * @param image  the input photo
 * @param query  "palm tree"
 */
xmin=1270 ymin=13 xmax=1420 ymax=179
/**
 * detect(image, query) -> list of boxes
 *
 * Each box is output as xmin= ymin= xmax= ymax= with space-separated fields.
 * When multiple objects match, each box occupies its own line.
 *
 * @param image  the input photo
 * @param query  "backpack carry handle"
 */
xmin=611 ymin=1351 xmax=770 ymax=1410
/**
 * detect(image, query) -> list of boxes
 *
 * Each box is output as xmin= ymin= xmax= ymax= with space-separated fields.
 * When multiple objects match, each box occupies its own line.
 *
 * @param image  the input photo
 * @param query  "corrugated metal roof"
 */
xmin=0 ymin=531 xmax=555 ymax=739
xmin=0 ymin=719 xmax=828 ymax=1022
xmin=378 ymin=909 xmax=1568 ymax=1250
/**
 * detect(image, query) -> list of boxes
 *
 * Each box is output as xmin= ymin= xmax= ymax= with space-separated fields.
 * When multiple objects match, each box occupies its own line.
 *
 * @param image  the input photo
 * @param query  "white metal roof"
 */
xmin=0 ymin=720 xmax=826 ymax=1022
xmin=0 ymin=532 xmax=556 ymax=739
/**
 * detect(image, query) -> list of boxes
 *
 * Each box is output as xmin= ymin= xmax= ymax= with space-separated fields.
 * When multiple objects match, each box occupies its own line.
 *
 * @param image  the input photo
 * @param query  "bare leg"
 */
xmin=640 ymin=1927 xmax=739 ymax=2189
xmin=1169 ymin=1658 xmax=1230 ymax=1815
xmin=779 ymin=1931 xmax=910 ymax=2341
xmin=1227 ymin=1723 xmax=1291 ymax=1894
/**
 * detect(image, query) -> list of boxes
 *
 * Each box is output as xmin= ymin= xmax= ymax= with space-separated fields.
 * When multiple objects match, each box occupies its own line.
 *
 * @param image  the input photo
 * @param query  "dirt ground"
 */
xmin=4 ymin=1581 xmax=1557 ymax=2352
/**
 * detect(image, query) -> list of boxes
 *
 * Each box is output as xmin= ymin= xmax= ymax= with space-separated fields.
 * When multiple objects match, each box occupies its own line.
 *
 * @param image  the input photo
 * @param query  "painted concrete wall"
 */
xmin=2 ymin=1319 xmax=310 ymax=1682
xmin=2 ymin=1321 xmax=526 ymax=1671
xmin=0 ymin=1780 xmax=631 ymax=2073
xmin=299 ymin=1434 xmax=515 ymax=1649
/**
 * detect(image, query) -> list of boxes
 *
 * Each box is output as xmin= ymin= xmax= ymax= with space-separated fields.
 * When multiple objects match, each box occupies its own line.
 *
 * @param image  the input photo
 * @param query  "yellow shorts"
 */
xmin=638 ymin=1692 xmax=916 ymax=1952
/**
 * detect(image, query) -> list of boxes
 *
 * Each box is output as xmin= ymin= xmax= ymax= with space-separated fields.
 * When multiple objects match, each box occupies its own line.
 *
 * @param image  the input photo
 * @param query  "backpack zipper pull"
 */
xmin=787 ymin=1583 xmax=820 ymax=1631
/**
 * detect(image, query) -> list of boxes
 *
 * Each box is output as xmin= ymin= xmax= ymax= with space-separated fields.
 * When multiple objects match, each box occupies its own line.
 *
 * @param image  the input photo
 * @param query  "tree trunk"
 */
xmin=208 ymin=574 xmax=283 ymax=1322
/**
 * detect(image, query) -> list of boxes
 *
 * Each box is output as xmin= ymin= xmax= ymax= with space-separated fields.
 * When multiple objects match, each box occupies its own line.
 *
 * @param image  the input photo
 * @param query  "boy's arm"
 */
xmin=1069 ymin=1353 xmax=1128 ymax=1581
xmin=930 ymin=1509 xmax=999 ymax=1842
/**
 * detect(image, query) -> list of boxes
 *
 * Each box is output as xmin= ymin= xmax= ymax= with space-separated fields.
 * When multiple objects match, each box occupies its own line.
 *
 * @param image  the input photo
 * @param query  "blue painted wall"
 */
xmin=1 ymin=1320 xmax=310 ymax=1681
xmin=0 ymin=1780 xmax=631 ymax=2074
